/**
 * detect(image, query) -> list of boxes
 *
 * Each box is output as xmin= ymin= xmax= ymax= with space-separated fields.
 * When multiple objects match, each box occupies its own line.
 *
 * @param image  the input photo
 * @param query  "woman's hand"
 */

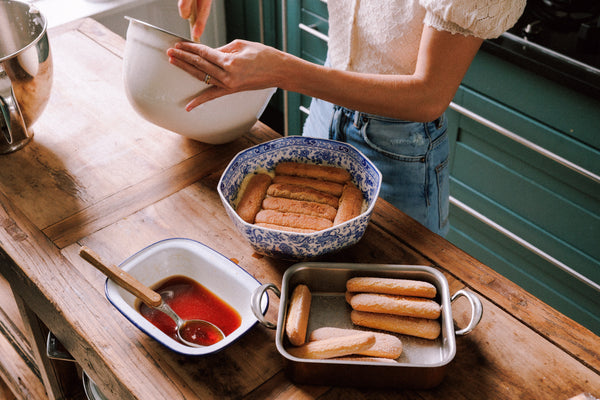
xmin=177 ymin=0 xmax=212 ymax=41
xmin=167 ymin=40 xmax=287 ymax=111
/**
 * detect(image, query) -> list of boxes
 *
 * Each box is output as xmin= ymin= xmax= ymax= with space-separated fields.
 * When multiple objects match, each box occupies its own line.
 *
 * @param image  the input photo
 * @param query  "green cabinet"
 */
xmin=225 ymin=0 xmax=281 ymax=50
xmin=225 ymin=0 xmax=285 ymax=128
xmin=447 ymin=50 xmax=600 ymax=334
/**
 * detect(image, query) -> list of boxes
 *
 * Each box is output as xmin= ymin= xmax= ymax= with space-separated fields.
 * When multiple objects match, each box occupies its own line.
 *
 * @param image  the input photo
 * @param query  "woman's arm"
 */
xmin=167 ymin=25 xmax=482 ymax=122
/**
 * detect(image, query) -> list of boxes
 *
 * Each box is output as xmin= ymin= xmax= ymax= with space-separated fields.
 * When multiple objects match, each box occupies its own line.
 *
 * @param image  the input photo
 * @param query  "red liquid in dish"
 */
xmin=138 ymin=275 xmax=241 ymax=346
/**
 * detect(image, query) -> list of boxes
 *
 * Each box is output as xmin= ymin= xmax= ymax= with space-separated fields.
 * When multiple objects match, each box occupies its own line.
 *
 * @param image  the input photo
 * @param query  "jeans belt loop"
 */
xmin=353 ymin=110 xmax=361 ymax=128
xmin=435 ymin=114 xmax=444 ymax=129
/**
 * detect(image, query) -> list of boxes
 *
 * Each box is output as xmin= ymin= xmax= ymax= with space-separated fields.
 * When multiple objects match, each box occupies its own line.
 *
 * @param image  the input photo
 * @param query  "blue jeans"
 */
xmin=303 ymin=97 xmax=450 ymax=236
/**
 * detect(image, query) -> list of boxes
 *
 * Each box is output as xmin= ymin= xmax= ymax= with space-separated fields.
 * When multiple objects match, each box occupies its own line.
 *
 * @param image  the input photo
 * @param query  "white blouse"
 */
xmin=326 ymin=0 xmax=526 ymax=75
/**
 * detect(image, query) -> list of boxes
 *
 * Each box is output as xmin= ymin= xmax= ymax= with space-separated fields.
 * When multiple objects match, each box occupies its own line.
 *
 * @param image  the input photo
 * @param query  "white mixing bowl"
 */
xmin=123 ymin=17 xmax=276 ymax=144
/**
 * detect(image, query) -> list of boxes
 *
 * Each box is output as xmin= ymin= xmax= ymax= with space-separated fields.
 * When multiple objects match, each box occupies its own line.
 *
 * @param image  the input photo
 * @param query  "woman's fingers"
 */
xmin=174 ymin=42 xmax=226 ymax=66
xmin=178 ymin=0 xmax=213 ymax=40
xmin=192 ymin=1 xmax=212 ymax=41
xmin=168 ymin=40 xmax=274 ymax=90
xmin=167 ymin=44 xmax=226 ymax=82
xmin=167 ymin=47 xmax=232 ymax=111
xmin=216 ymin=40 xmax=245 ymax=53
xmin=185 ymin=86 xmax=233 ymax=111
xmin=169 ymin=42 xmax=227 ymax=76
xmin=177 ymin=0 xmax=193 ymax=19
xmin=167 ymin=39 xmax=280 ymax=109
xmin=167 ymin=51 xmax=222 ymax=85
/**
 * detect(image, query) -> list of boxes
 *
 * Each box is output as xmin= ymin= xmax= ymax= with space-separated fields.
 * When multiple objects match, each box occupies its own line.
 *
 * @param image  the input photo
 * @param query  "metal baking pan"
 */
xmin=251 ymin=262 xmax=482 ymax=389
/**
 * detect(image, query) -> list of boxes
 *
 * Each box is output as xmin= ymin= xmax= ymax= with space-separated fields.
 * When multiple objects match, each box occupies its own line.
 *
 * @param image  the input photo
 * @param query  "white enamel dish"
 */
xmin=104 ymin=238 xmax=268 ymax=356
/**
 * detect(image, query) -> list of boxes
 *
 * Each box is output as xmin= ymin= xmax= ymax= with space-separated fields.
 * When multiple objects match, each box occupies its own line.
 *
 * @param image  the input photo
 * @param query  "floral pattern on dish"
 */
xmin=218 ymin=137 xmax=382 ymax=259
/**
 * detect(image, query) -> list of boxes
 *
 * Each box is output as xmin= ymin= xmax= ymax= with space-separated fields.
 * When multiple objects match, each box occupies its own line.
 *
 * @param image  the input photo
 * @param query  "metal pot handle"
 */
xmin=0 ymin=68 xmax=27 ymax=145
xmin=251 ymin=283 xmax=280 ymax=329
xmin=46 ymin=331 xmax=75 ymax=362
xmin=451 ymin=289 xmax=483 ymax=336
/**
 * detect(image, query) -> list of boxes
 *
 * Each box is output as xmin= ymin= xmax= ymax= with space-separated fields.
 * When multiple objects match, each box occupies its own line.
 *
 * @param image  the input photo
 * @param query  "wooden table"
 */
xmin=0 ymin=19 xmax=598 ymax=400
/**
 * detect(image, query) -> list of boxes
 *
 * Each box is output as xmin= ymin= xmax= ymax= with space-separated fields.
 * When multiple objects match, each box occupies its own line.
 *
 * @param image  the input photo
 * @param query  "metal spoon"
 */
xmin=79 ymin=246 xmax=225 ymax=347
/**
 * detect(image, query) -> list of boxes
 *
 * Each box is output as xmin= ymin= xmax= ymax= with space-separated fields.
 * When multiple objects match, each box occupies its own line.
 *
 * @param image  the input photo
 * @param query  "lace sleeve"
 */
xmin=420 ymin=0 xmax=526 ymax=39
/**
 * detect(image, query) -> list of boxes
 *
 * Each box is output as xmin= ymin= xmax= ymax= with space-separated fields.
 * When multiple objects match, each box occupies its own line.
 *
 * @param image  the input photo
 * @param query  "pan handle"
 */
xmin=451 ymin=289 xmax=483 ymax=336
xmin=251 ymin=283 xmax=281 ymax=329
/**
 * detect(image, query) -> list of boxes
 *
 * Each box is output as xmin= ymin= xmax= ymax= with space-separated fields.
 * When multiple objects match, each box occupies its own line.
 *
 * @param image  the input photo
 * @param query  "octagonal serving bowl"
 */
xmin=217 ymin=136 xmax=382 ymax=259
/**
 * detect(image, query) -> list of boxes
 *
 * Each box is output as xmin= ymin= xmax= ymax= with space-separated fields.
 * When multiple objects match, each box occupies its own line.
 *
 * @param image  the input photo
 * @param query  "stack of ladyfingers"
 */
xmin=235 ymin=162 xmax=365 ymax=232
xmin=283 ymin=277 xmax=442 ymax=361
xmin=284 ymin=284 xmax=403 ymax=362
xmin=346 ymin=277 xmax=442 ymax=340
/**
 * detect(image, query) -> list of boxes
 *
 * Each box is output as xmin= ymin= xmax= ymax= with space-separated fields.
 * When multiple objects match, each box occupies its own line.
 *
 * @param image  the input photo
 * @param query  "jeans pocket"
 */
xmin=350 ymin=113 xmax=450 ymax=236
xmin=355 ymin=118 xmax=429 ymax=224
xmin=361 ymin=118 xmax=430 ymax=161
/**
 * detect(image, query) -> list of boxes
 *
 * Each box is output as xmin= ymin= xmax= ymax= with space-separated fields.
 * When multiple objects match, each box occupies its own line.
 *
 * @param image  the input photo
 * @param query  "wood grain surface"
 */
xmin=0 ymin=18 xmax=597 ymax=400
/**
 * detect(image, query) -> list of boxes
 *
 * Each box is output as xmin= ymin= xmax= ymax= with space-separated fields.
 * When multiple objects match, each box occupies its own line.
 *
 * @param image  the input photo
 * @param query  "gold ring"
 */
xmin=204 ymin=73 xmax=211 ymax=84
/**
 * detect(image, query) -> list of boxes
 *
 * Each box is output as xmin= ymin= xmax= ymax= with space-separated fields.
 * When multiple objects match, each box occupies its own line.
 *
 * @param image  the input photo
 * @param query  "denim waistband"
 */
xmin=334 ymin=105 xmax=445 ymax=131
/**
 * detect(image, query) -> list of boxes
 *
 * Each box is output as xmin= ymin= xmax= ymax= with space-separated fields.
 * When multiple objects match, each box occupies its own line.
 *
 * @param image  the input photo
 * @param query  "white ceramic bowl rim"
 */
xmin=125 ymin=16 xmax=186 ymax=41
xmin=104 ymin=237 xmax=268 ymax=356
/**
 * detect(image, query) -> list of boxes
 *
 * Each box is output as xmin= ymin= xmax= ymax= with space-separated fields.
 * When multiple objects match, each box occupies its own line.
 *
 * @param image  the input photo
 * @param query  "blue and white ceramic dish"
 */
xmin=218 ymin=136 xmax=382 ymax=259
xmin=104 ymin=238 xmax=268 ymax=356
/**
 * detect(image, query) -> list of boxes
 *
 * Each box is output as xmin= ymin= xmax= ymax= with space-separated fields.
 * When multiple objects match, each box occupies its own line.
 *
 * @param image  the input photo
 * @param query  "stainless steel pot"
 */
xmin=252 ymin=263 xmax=483 ymax=389
xmin=46 ymin=332 xmax=109 ymax=400
xmin=0 ymin=0 xmax=52 ymax=154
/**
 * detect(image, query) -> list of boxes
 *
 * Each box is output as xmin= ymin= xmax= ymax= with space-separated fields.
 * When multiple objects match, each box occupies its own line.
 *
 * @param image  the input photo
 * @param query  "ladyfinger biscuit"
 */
xmin=285 ymin=284 xmax=312 ymax=346
xmin=255 ymin=209 xmax=333 ymax=231
xmin=333 ymin=356 xmax=398 ymax=364
xmin=235 ymin=173 xmax=272 ymax=223
xmin=346 ymin=277 xmax=437 ymax=298
xmin=309 ymin=327 xmax=402 ymax=359
xmin=262 ymin=196 xmax=337 ymax=221
xmin=267 ymin=183 xmax=339 ymax=209
xmin=333 ymin=184 xmax=364 ymax=225
xmin=349 ymin=293 xmax=441 ymax=319
xmin=345 ymin=291 xmax=354 ymax=304
xmin=351 ymin=310 xmax=441 ymax=340
xmin=275 ymin=161 xmax=352 ymax=184
xmin=286 ymin=332 xmax=376 ymax=359
xmin=255 ymin=223 xmax=318 ymax=234
xmin=272 ymin=175 xmax=344 ymax=196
